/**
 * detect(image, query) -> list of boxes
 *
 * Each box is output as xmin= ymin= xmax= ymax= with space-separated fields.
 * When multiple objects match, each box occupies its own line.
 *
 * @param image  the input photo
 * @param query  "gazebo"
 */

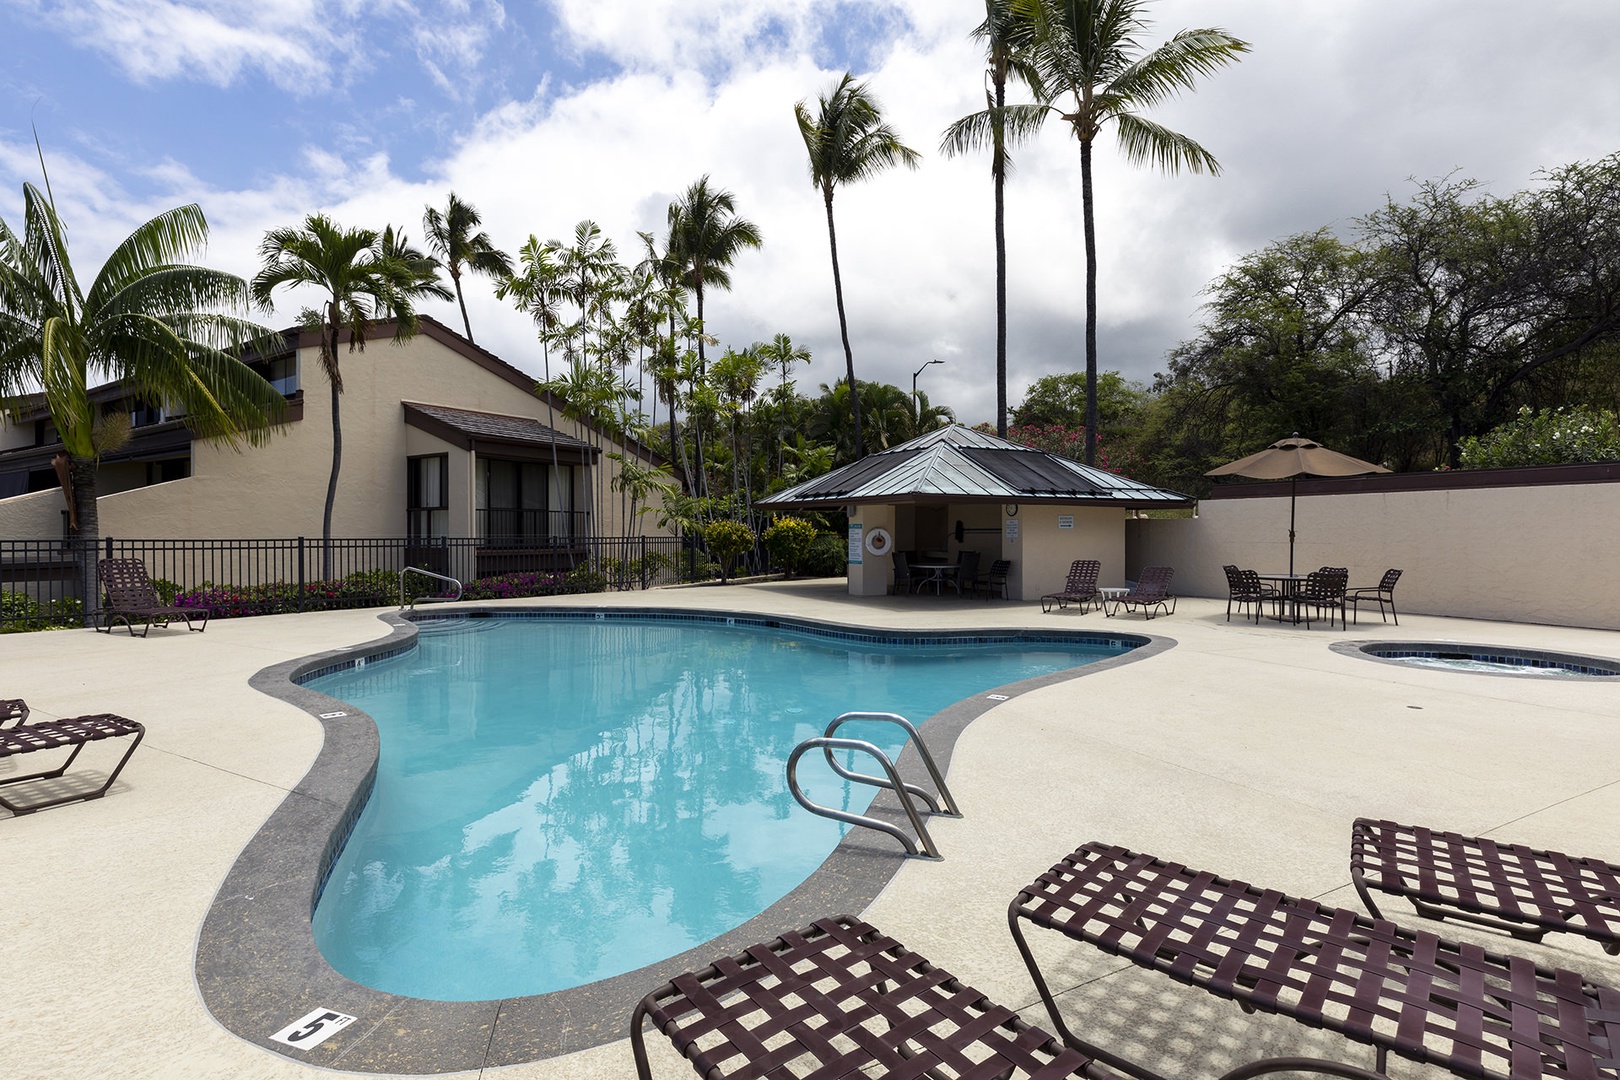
xmin=759 ymin=425 xmax=1194 ymax=600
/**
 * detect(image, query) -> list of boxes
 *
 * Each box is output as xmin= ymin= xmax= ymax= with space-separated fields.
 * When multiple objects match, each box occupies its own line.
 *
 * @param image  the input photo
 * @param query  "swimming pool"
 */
xmin=305 ymin=613 xmax=1126 ymax=1001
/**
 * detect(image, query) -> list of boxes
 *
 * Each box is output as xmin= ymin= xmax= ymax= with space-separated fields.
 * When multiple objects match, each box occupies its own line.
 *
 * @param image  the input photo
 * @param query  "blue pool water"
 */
xmin=307 ymin=615 xmax=1122 ymax=1000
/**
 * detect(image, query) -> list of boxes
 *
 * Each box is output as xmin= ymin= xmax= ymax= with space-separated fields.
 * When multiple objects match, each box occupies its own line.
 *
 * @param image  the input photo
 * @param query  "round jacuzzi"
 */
xmin=1336 ymin=641 xmax=1620 ymax=679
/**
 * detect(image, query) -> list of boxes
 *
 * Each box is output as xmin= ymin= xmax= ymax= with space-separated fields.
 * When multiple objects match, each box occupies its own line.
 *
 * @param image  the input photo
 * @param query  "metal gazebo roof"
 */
xmin=758 ymin=425 xmax=1194 ymax=510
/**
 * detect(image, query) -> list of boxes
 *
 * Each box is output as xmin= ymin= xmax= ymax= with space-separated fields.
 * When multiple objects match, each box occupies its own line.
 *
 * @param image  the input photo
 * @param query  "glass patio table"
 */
xmin=1257 ymin=572 xmax=1307 ymax=623
xmin=910 ymin=562 xmax=961 ymax=596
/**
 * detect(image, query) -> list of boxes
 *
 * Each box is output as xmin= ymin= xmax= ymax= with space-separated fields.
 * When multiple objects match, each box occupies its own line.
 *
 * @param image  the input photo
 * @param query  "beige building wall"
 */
xmin=1 ymin=324 xmax=677 ymax=541
xmin=1126 ymin=481 xmax=1620 ymax=629
xmin=1007 ymin=505 xmax=1126 ymax=602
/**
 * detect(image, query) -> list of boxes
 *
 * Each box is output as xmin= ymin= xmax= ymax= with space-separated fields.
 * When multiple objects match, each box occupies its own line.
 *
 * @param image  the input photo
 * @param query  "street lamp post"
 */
xmin=912 ymin=358 xmax=944 ymax=415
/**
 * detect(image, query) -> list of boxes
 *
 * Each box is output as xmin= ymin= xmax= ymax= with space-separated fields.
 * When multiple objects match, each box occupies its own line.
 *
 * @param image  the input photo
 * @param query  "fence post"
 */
xmin=640 ymin=535 xmax=648 ymax=591
xmin=297 ymin=537 xmax=306 ymax=613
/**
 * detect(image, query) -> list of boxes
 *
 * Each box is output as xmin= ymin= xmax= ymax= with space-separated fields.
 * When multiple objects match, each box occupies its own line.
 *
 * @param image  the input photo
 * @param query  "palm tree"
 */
xmin=251 ymin=214 xmax=443 ymax=578
xmin=422 ymin=192 xmax=513 ymax=343
xmin=665 ymin=177 xmax=762 ymax=376
xmin=1017 ymin=0 xmax=1248 ymax=464
xmin=941 ymin=0 xmax=1045 ymax=437
xmin=0 ymin=183 xmax=287 ymax=617
xmin=795 ymin=73 xmax=920 ymax=459
xmin=497 ymin=237 xmax=569 ymax=536
xmin=755 ymin=332 xmax=811 ymax=472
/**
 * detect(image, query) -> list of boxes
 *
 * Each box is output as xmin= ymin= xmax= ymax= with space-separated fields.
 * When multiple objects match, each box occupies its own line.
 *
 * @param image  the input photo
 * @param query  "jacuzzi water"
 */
xmin=1397 ymin=656 xmax=1587 ymax=675
xmin=306 ymin=615 xmax=1124 ymax=1000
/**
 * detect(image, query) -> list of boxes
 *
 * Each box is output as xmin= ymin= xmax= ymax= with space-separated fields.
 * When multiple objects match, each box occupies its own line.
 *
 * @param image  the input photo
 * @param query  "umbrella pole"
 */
xmin=1288 ymin=475 xmax=1297 ymax=576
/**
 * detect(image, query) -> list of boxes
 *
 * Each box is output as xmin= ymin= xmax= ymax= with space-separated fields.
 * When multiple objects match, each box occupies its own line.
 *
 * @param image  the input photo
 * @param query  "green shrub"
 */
xmin=0 ymin=591 xmax=83 ymax=632
xmin=564 ymin=565 xmax=608 ymax=593
xmin=801 ymin=533 xmax=849 ymax=578
xmin=703 ymin=520 xmax=757 ymax=584
xmin=761 ymin=516 xmax=818 ymax=577
xmin=1458 ymin=405 xmax=1620 ymax=468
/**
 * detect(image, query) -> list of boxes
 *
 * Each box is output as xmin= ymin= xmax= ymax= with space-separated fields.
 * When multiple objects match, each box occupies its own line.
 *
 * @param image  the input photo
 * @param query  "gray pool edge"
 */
xmin=1330 ymin=639 xmax=1620 ymax=679
xmin=196 ymin=605 xmax=1171 ymax=1074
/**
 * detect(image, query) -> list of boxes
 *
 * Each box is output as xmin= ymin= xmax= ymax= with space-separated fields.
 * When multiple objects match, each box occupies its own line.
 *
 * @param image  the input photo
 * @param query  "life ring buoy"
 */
xmin=864 ymin=527 xmax=894 ymax=557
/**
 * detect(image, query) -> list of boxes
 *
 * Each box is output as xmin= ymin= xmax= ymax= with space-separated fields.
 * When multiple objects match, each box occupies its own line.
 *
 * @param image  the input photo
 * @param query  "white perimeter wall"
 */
xmin=1126 ymin=481 xmax=1620 ymax=629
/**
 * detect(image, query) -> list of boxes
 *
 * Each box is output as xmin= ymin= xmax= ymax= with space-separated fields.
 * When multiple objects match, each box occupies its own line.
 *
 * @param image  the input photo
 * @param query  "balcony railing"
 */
xmin=474 ymin=509 xmax=591 ymax=548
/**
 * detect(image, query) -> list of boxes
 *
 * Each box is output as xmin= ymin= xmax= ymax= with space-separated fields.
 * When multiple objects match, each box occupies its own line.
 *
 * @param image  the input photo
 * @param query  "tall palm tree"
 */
xmin=1017 ymin=0 xmax=1248 ymax=464
xmin=665 ymin=176 xmax=763 ymax=376
xmin=755 ymin=332 xmax=811 ymax=472
xmin=251 ymin=214 xmax=443 ymax=578
xmin=795 ymin=73 xmax=920 ymax=459
xmin=497 ymin=237 xmax=569 ymax=534
xmin=941 ymin=0 xmax=1045 ymax=437
xmin=422 ymin=192 xmax=512 ymax=343
xmin=0 ymin=182 xmax=287 ymax=617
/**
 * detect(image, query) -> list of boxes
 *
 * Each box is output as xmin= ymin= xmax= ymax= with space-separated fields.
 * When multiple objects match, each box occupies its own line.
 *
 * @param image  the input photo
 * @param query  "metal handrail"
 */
xmin=786 ymin=736 xmax=942 ymax=859
xmin=821 ymin=712 xmax=961 ymax=817
xmin=400 ymin=565 xmax=463 ymax=609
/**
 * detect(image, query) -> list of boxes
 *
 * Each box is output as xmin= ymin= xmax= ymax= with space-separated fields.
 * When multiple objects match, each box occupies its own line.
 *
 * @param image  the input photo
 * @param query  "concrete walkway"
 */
xmin=5 ymin=581 xmax=1619 ymax=1079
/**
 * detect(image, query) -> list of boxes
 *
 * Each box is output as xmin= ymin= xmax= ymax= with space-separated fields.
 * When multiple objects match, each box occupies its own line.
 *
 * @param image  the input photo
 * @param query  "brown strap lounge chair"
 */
xmin=1041 ymin=559 xmax=1100 ymax=614
xmin=2 ymin=698 xmax=28 ymax=727
xmin=0 ymin=710 xmax=145 ymax=815
xmin=631 ymin=913 xmax=1384 ymax=1080
xmin=97 ymin=558 xmax=210 ymax=637
xmin=1348 ymin=568 xmax=1402 ymax=625
xmin=1351 ymin=817 xmax=1620 ymax=955
xmin=1105 ymin=565 xmax=1176 ymax=619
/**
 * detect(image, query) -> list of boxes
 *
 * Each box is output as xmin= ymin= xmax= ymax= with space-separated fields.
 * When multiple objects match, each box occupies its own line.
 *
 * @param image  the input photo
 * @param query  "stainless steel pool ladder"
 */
xmin=400 ymin=566 xmax=463 ymax=609
xmin=786 ymin=712 xmax=961 ymax=860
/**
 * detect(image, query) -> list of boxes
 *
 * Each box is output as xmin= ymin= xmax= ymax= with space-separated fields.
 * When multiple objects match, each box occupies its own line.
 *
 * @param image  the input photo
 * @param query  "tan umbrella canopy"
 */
xmin=1206 ymin=434 xmax=1389 ymax=574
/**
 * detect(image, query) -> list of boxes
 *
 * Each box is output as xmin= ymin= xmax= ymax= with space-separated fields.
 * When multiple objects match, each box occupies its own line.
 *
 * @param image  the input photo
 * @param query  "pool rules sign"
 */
xmin=271 ymin=1008 xmax=357 ymax=1050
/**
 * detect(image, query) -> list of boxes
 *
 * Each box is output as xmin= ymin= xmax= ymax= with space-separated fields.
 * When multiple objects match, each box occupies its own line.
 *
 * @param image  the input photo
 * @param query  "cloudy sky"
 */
xmin=4 ymin=0 xmax=1618 ymax=426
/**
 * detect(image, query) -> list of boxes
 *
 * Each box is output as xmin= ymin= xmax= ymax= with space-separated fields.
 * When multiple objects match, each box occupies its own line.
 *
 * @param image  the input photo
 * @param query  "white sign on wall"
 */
xmin=1005 ymin=518 xmax=1019 ymax=544
xmin=848 ymin=524 xmax=863 ymax=564
xmin=1057 ymin=515 xmax=1074 ymax=530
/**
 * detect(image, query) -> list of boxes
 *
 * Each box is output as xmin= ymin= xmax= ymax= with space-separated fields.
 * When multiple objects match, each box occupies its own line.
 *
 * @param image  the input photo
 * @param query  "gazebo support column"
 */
xmin=847 ymin=504 xmax=896 ymax=597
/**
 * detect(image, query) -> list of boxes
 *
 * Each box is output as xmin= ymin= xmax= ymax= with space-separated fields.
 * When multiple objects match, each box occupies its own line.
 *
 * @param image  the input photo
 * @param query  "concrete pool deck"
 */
xmin=5 ymin=580 xmax=1619 ymax=1079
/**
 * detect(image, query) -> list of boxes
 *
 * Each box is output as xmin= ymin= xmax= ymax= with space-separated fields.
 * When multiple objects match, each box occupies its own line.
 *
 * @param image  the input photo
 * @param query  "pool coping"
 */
xmin=1331 ymin=639 xmax=1620 ymax=679
xmin=195 ymin=605 xmax=1172 ymax=1074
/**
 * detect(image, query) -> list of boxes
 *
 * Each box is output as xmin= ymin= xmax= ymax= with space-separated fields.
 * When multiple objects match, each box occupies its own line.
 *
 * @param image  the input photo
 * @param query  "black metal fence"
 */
xmin=0 ymin=533 xmax=738 ymax=631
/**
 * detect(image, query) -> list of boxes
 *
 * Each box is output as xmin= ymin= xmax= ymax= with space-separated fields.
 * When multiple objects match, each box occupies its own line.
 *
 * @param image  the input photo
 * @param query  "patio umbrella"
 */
xmin=1205 ymin=434 xmax=1389 ymax=575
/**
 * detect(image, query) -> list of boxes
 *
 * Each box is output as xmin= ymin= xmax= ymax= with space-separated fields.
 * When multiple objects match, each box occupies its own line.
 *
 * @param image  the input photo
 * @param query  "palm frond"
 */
xmin=1108 ymin=27 xmax=1250 ymax=109
xmin=1114 ymin=111 xmax=1221 ymax=174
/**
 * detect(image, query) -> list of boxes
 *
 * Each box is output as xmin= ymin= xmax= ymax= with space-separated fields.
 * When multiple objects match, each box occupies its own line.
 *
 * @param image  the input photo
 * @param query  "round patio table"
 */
xmin=1257 ymin=573 xmax=1308 ymax=623
xmin=910 ymin=563 xmax=961 ymax=596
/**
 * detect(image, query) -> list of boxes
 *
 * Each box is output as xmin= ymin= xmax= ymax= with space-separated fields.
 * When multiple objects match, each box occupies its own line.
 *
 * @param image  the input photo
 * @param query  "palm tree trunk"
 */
xmin=693 ymin=281 xmax=708 ymax=501
xmin=322 ymin=326 xmax=342 ymax=580
xmin=1081 ymin=137 xmax=1099 ymax=466
xmin=453 ymin=269 xmax=475 ymax=342
xmin=823 ymin=192 xmax=863 ymax=459
xmin=994 ymin=70 xmax=1009 ymax=439
xmin=69 ymin=455 xmax=100 ymax=626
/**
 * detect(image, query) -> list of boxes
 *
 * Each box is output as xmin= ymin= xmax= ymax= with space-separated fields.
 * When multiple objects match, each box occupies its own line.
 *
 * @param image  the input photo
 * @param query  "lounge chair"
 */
xmin=2 ymin=699 xmax=27 ymax=727
xmin=1348 ymin=568 xmax=1403 ymax=625
xmin=97 ymin=558 xmax=210 ymax=637
xmin=1104 ymin=565 xmax=1176 ymax=619
xmin=1222 ymin=564 xmax=1276 ymax=623
xmin=0 ymin=709 xmax=145 ymax=815
xmin=1040 ymin=559 xmax=1100 ymax=614
xmin=1350 ymin=817 xmax=1620 ymax=955
xmin=631 ymin=913 xmax=1382 ymax=1080
xmin=980 ymin=558 xmax=1012 ymax=600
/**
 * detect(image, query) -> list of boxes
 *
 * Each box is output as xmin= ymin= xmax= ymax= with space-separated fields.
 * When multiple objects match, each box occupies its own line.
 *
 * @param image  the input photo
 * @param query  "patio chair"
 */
xmin=891 ymin=550 xmax=915 ymax=595
xmin=630 ymin=913 xmax=1383 ymax=1080
xmin=97 ymin=558 xmax=210 ymax=637
xmin=0 ymin=710 xmax=145 ymax=815
xmin=1348 ymin=568 xmax=1403 ymax=625
xmin=1222 ymin=565 xmax=1276 ymax=623
xmin=1289 ymin=567 xmax=1347 ymax=628
xmin=980 ymin=558 xmax=1012 ymax=600
xmin=1105 ymin=565 xmax=1176 ymax=619
xmin=1040 ymin=559 xmax=1100 ymax=614
xmin=954 ymin=549 xmax=982 ymax=597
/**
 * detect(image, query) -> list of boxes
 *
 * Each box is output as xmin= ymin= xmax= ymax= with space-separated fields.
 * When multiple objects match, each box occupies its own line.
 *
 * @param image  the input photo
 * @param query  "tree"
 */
xmin=1017 ymin=0 xmax=1248 ymax=464
xmin=941 ymin=0 xmax=1044 ymax=436
xmin=795 ymin=73 xmax=921 ymax=459
xmin=422 ymin=193 xmax=512 ymax=343
xmin=252 ymin=214 xmax=442 ymax=577
xmin=665 ymin=176 xmax=762 ymax=375
xmin=0 ymin=183 xmax=287 ymax=616
xmin=756 ymin=332 xmax=811 ymax=471
xmin=1457 ymin=405 xmax=1620 ymax=468
xmin=497 ymin=236 xmax=570 ymax=530
xmin=1013 ymin=369 xmax=1149 ymax=434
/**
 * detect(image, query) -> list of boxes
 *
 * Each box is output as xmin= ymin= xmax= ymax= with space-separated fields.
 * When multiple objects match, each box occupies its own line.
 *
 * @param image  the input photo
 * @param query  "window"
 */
xmin=408 ymin=455 xmax=448 ymax=539
xmin=475 ymin=459 xmax=573 ymax=544
xmin=251 ymin=354 xmax=299 ymax=396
